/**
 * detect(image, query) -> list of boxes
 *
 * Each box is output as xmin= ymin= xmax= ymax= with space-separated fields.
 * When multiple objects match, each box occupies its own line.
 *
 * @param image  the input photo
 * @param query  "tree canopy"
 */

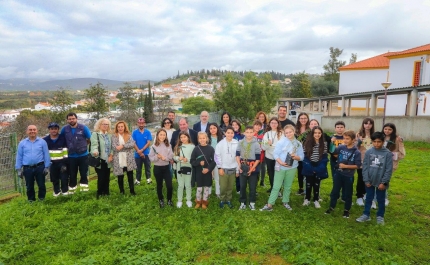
xmin=84 ymin=82 xmax=109 ymax=120
xmin=181 ymin=96 xmax=215 ymax=115
xmin=323 ymin=47 xmax=346 ymax=82
xmin=290 ymin=72 xmax=312 ymax=98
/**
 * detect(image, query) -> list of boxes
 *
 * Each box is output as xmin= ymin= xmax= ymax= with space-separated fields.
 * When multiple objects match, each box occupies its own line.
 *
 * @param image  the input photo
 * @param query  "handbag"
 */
xmin=88 ymin=133 xmax=101 ymax=168
xmin=179 ymin=167 xmax=192 ymax=175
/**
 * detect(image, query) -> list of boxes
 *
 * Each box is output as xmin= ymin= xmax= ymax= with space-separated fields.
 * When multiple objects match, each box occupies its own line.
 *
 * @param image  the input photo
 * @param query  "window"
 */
xmin=413 ymin=61 xmax=421 ymax=86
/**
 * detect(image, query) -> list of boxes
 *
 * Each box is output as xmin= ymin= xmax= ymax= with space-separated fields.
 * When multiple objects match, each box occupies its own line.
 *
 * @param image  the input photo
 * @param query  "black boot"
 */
xmin=118 ymin=175 xmax=125 ymax=194
xmin=127 ymin=172 xmax=135 ymax=195
xmin=159 ymin=200 xmax=165 ymax=208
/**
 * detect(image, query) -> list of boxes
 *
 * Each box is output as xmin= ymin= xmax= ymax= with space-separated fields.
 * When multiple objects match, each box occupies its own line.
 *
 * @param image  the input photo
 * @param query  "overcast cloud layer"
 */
xmin=1 ymin=0 xmax=429 ymax=81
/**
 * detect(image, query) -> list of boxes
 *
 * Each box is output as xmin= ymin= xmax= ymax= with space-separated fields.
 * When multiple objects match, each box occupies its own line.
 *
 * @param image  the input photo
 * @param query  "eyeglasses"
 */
xmin=164 ymin=122 xmax=171 ymax=124
xmin=102 ymin=124 xmax=109 ymax=126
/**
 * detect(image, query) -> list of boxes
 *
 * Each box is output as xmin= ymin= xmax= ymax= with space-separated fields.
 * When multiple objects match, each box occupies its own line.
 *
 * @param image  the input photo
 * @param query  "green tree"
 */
xmin=349 ymin=53 xmax=358 ymax=64
xmin=323 ymin=47 xmax=346 ymax=82
xmin=50 ymin=87 xmax=74 ymax=124
xmin=83 ymin=82 xmax=109 ymax=120
xmin=116 ymin=82 xmax=138 ymax=123
xmin=213 ymin=72 xmax=281 ymax=124
xmin=290 ymin=72 xmax=312 ymax=98
xmin=181 ymin=96 xmax=214 ymax=115
xmin=311 ymin=77 xmax=338 ymax=96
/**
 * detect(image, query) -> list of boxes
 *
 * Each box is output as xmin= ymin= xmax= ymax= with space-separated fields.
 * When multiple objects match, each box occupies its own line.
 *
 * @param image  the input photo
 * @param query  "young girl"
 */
xmin=215 ymin=126 xmax=239 ymax=208
xmin=208 ymin=123 xmax=223 ymax=198
xmin=231 ymin=119 xmax=243 ymax=193
xmin=356 ymin=117 xmax=375 ymax=207
xmin=190 ymin=132 xmax=216 ymax=209
xmin=382 ymin=123 xmax=405 ymax=206
xmin=149 ymin=129 xmax=174 ymax=208
xmin=302 ymin=126 xmax=328 ymax=208
xmin=173 ymin=131 xmax=195 ymax=208
xmin=262 ymin=117 xmax=284 ymax=193
xmin=295 ymin=113 xmax=310 ymax=195
xmin=260 ymin=125 xmax=304 ymax=211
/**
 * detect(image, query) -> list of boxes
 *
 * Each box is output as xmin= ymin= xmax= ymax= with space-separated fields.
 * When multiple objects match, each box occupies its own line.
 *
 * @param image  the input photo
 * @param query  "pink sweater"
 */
xmin=148 ymin=144 xmax=173 ymax=166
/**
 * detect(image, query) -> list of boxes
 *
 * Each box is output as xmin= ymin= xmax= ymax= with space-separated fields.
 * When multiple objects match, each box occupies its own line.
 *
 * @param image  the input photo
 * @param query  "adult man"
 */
xmin=15 ymin=125 xmax=51 ymax=202
xmin=168 ymin=111 xmax=179 ymax=130
xmin=43 ymin=122 xmax=70 ymax=196
xmin=133 ymin=117 xmax=153 ymax=184
xmin=170 ymin=118 xmax=198 ymax=148
xmin=61 ymin=112 xmax=92 ymax=192
xmin=278 ymin=106 xmax=296 ymax=128
xmin=193 ymin=111 xmax=210 ymax=133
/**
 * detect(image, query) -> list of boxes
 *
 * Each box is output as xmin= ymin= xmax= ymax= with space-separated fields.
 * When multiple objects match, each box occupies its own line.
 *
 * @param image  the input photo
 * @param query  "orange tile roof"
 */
xmin=339 ymin=52 xmax=394 ymax=70
xmin=386 ymin=43 xmax=430 ymax=57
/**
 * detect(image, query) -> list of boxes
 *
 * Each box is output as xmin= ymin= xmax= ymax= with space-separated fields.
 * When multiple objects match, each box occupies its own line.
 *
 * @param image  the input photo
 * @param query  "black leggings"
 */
xmin=265 ymin=157 xmax=276 ymax=190
xmin=154 ymin=165 xmax=172 ymax=201
xmin=356 ymin=168 xmax=366 ymax=198
xmin=297 ymin=161 xmax=304 ymax=190
xmin=118 ymin=167 xmax=135 ymax=194
xmin=305 ymin=174 xmax=321 ymax=202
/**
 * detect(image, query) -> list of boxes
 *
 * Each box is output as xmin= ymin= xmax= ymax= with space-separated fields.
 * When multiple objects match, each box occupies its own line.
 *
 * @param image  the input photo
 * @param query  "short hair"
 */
xmin=66 ymin=112 xmax=77 ymax=119
xmin=343 ymin=130 xmax=356 ymax=140
xmin=244 ymin=125 xmax=254 ymax=132
xmin=168 ymin=111 xmax=175 ymax=115
xmin=371 ymin=131 xmax=385 ymax=141
xmin=278 ymin=105 xmax=287 ymax=111
xmin=335 ymin=121 xmax=345 ymax=127
xmin=161 ymin=117 xmax=173 ymax=128
xmin=179 ymin=117 xmax=188 ymax=124
xmin=225 ymin=126 xmax=235 ymax=134
xmin=253 ymin=120 xmax=263 ymax=127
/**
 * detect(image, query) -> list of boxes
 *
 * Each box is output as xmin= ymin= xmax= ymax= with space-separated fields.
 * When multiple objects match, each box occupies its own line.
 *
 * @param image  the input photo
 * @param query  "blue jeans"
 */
xmin=329 ymin=171 xmax=354 ymax=211
xmin=68 ymin=156 xmax=89 ymax=187
xmin=135 ymin=155 xmax=151 ymax=181
xmin=23 ymin=164 xmax=46 ymax=201
xmin=330 ymin=158 xmax=345 ymax=201
xmin=364 ymin=185 xmax=387 ymax=217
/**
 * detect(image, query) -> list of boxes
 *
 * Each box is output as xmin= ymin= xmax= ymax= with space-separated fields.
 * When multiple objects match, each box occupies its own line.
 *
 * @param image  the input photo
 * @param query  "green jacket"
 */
xmin=90 ymin=132 xmax=112 ymax=168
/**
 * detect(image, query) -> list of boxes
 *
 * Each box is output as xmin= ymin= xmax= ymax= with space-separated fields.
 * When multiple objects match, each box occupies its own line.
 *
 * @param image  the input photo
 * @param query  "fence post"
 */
xmin=10 ymin=133 xmax=23 ymax=195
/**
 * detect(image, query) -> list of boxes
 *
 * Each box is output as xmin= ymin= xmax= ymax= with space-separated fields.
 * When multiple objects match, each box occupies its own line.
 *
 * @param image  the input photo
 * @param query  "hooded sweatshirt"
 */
xmin=236 ymin=137 xmax=261 ymax=172
xmin=362 ymin=146 xmax=393 ymax=187
xmin=215 ymin=138 xmax=239 ymax=169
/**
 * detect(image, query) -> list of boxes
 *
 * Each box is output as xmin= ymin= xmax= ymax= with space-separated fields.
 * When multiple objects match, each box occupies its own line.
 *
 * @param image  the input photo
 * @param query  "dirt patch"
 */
xmin=393 ymin=194 xmax=403 ymax=200
xmin=197 ymin=253 xmax=290 ymax=264
xmin=414 ymin=211 xmax=430 ymax=220
xmin=0 ymin=193 xmax=20 ymax=204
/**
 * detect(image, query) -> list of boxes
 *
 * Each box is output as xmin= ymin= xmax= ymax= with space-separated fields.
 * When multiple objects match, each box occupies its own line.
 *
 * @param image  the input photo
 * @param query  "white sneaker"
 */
xmin=53 ymin=191 xmax=61 ymax=197
xmin=80 ymin=183 xmax=89 ymax=192
xmin=69 ymin=186 xmax=77 ymax=191
xmin=239 ymin=203 xmax=246 ymax=210
xmin=385 ymin=199 xmax=389 ymax=206
xmin=176 ymin=202 xmax=182 ymax=208
xmin=283 ymin=203 xmax=292 ymax=211
xmin=356 ymin=198 xmax=365 ymax=206
xmin=186 ymin=201 xmax=192 ymax=208
xmin=371 ymin=201 xmax=377 ymax=209
xmin=314 ymin=201 xmax=321 ymax=208
xmin=147 ymin=178 xmax=152 ymax=184
xmin=62 ymin=191 xmax=74 ymax=196
xmin=278 ymin=192 xmax=282 ymax=198
xmin=236 ymin=191 xmax=240 ymax=195
xmin=134 ymin=180 xmax=141 ymax=185
xmin=249 ymin=203 xmax=255 ymax=210
xmin=302 ymin=199 xmax=310 ymax=206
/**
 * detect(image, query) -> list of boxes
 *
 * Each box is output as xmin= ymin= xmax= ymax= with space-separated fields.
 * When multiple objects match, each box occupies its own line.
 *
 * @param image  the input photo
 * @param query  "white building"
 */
xmin=339 ymin=43 xmax=430 ymax=116
xmin=0 ymin=110 xmax=20 ymax=121
xmin=34 ymin=102 xmax=52 ymax=110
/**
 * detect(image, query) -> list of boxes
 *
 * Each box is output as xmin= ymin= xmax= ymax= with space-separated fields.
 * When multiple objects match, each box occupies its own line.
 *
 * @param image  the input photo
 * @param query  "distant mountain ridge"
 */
xmin=0 ymin=78 xmax=156 ymax=91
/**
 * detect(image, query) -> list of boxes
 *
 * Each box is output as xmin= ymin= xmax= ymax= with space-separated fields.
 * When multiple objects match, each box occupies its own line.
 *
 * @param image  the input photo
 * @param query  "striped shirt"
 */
xmin=310 ymin=142 xmax=327 ymax=162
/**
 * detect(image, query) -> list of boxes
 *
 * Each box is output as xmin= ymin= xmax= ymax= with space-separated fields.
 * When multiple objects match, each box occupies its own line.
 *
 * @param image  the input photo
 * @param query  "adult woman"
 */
xmin=255 ymin=111 xmax=268 ymax=131
xmin=161 ymin=117 xmax=175 ymax=143
xmin=90 ymin=118 xmax=113 ymax=199
xmin=262 ymin=117 xmax=284 ymax=194
xmin=111 ymin=121 xmax=137 ymax=195
xmin=295 ymin=112 xmax=310 ymax=195
xmin=355 ymin=117 xmax=375 ymax=207
xmin=219 ymin=111 xmax=232 ymax=133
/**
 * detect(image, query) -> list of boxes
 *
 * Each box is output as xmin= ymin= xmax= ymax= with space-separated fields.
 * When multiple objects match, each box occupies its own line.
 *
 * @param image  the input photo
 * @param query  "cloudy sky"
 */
xmin=1 ymin=0 xmax=429 ymax=81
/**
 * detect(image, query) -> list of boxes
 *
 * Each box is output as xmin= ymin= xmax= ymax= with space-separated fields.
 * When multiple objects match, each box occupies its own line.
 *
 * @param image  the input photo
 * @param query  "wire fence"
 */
xmin=0 ymin=133 xmax=18 ymax=196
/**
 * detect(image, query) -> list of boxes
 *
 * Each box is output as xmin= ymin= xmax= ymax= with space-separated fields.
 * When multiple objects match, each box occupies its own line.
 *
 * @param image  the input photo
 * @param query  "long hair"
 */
xmin=208 ymin=122 xmax=223 ymax=144
xmin=220 ymin=111 xmax=232 ymax=126
xmin=93 ymin=118 xmax=112 ymax=133
xmin=154 ymin=128 xmax=169 ymax=147
xmin=174 ymin=131 xmax=191 ymax=155
xmin=304 ymin=126 xmax=325 ymax=159
xmin=295 ymin=112 xmax=310 ymax=133
xmin=357 ymin=117 xmax=375 ymax=138
xmin=265 ymin=117 xmax=283 ymax=139
xmin=255 ymin=111 xmax=268 ymax=126
xmin=161 ymin=117 xmax=173 ymax=129
xmin=114 ymin=121 xmax=131 ymax=142
xmin=383 ymin=123 xmax=397 ymax=151
xmin=231 ymin=119 xmax=242 ymax=133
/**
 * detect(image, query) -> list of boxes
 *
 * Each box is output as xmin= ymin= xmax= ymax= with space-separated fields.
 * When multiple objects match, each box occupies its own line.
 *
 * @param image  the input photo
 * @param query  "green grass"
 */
xmin=0 ymin=142 xmax=429 ymax=265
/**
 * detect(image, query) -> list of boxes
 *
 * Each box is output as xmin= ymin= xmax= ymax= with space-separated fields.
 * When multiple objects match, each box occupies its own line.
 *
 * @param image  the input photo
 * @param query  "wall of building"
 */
xmin=339 ymin=69 xmax=388 ymax=94
xmin=321 ymin=116 xmax=430 ymax=141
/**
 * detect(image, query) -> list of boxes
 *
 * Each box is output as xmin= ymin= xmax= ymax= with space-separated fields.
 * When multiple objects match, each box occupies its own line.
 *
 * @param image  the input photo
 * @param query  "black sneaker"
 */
xmin=296 ymin=189 xmax=305 ymax=195
xmin=266 ymin=188 xmax=272 ymax=193
xmin=159 ymin=200 xmax=165 ymax=208
xmin=343 ymin=210 xmax=350 ymax=218
xmin=167 ymin=200 xmax=173 ymax=207
xmin=325 ymin=208 xmax=334 ymax=214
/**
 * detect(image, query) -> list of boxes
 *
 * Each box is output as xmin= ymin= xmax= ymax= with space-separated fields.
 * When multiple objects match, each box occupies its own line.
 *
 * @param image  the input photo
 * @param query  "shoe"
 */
xmin=376 ymin=216 xmax=385 ymax=225
xmin=385 ymin=199 xmax=389 ymax=206
xmin=130 ymin=191 xmax=136 ymax=196
xmin=167 ymin=200 xmax=173 ymax=207
xmin=278 ymin=192 xmax=282 ymax=198
xmin=62 ymin=191 xmax=74 ymax=195
xmin=237 ymin=191 xmax=240 ymax=195
xmin=325 ymin=208 xmax=334 ymax=214
xmin=226 ymin=201 xmax=233 ymax=209
xmin=80 ymin=184 xmax=89 ymax=192
xmin=296 ymin=189 xmax=304 ymax=195
xmin=147 ymin=179 xmax=152 ymax=184
xmin=134 ymin=180 xmax=140 ymax=185
xmin=53 ymin=191 xmax=61 ymax=197
xmin=68 ymin=186 xmax=77 ymax=191
xmin=318 ymin=197 xmax=323 ymax=202
xmin=195 ymin=200 xmax=202 ymax=209
xmin=239 ymin=203 xmax=246 ymax=210
xmin=219 ymin=201 xmax=225 ymax=208
xmin=260 ymin=182 xmax=265 ymax=187
xmin=249 ymin=203 xmax=255 ymax=210
xmin=343 ymin=210 xmax=350 ymax=219
xmin=356 ymin=198 xmax=365 ymax=206
xmin=371 ymin=201 xmax=377 ymax=209
xmin=186 ymin=201 xmax=192 ymax=208
xmin=314 ymin=201 xmax=321 ymax=208
xmin=202 ymin=200 xmax=208 ymax=209
xmin=260 ymin=204 xmax=273 ymax=211
xmin=266 ymin=188 xmax=272 ymax=193
xmin=303 ymin=199 xmax=310 ymax=206
xmin=356 ymin=214 xmax=371 ymax=222
xmin=159 ymin=200 xmax=165 ymax=208
xmin=177 ymin=201 xmax=183 ymax=208
xmin=283 ymin=203 xmax=292 ymax=211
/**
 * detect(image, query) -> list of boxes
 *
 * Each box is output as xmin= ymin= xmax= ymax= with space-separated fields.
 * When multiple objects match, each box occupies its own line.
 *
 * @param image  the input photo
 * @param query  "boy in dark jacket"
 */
xmin=356 ymin=132 xmax=393 ymax=225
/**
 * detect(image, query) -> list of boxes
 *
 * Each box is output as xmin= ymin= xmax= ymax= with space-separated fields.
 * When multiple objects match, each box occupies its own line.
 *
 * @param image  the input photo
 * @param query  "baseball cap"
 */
xmin=48 ymin=122 xmax=60 ymax=129
xmin=137 ymin=118 xmax=146 ymax=123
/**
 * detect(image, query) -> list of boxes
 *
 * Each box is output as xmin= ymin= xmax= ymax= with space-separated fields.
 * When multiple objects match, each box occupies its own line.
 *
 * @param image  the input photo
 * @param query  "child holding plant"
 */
xmin=190 ymin=132 xmax=216 ymax=209
xmin=173 ymin=131 xmax=195 ymax=208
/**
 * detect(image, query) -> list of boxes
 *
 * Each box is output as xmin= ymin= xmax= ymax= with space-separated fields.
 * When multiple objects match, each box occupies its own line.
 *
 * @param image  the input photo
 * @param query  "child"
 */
xmin=325 ymin=130 xmax=361 ymax=218
xmin=355 ymin=118 xmax=375 ymax=206
xmin=208 ymin=123 xmax=223 ymax=198
xmin=329 ymin=120 xmax=346 ymax=201
xmin=231 ymin=119 xmax=244 ymax=193
xmin=356 ymin=132 xmax=393 ymax=225
xmin=295 ymin=112 xmax=310 ymax=195
xmin=215 ymin=126 xmax=239 ymax=208
xmin=260 ymin=125 xmax=304 ymax=211
xmin=190 ymin=132 xmax=216 ymax=209
xmin=149 ymin=129 xmax=174 ymax=208
xmin=173 ymin=131 xmax=195 ymax=208
xmin=302 ymin=126 xmax=328 ymax=208
xmin=236 ymin=126 xmax=261 ymax=210
xmin=253 ymin=120 xmax=266 ymax=187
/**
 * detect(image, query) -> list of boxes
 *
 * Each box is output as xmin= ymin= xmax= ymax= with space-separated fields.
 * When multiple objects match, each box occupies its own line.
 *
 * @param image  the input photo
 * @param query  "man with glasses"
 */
xmin=61 ymin=112 xmax=92 ymax=192
xmin=133 ymin=118 xmax=153 ymax=184
xmin=193 ymin=111 xmax=210 ymax=133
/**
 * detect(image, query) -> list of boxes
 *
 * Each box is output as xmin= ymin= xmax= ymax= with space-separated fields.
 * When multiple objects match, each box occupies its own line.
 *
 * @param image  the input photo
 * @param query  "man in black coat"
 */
xmin=170 ymin=118 xmax=198 ymax=148
xmin=192 ymin=111 xmax=210 ymax=133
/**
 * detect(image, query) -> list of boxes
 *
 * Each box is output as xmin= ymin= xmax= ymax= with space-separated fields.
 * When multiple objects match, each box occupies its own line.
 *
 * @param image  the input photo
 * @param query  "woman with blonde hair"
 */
xmin=111 ymin=121 xmax=137 ymax=195
xmin=90 ymin=118 xmax=113 ymax=199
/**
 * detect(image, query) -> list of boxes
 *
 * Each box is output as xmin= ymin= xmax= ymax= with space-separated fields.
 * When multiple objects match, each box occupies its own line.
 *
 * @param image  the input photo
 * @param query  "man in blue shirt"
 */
xmin=60 ymin=113 xmax=92 ymax=192
xmin=132 ymin=118 xmax=153 ymax=185
xmin=15 ymin=125 xmax=51 ymax=202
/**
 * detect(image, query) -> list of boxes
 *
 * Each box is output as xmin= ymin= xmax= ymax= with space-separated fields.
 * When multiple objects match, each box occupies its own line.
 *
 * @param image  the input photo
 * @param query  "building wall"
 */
xmin=389 ymin=55 xmax=426 ymax=87
xmin=339 ymin=69 xmax=388 ymax=94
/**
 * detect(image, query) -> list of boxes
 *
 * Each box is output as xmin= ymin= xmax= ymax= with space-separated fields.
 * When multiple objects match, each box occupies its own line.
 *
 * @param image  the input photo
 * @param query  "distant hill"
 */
xmin=0 ymin=78 xmax=156 ymax=91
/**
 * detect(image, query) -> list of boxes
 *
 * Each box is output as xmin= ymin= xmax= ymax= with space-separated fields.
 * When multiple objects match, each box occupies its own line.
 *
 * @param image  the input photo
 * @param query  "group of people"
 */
xmin=15 ymin=108 xmax=405 ymax=224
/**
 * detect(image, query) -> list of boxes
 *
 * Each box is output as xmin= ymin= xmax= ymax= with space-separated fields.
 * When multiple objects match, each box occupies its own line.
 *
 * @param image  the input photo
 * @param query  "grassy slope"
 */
xmin=0 ymin=142 xmax=429 ymax=265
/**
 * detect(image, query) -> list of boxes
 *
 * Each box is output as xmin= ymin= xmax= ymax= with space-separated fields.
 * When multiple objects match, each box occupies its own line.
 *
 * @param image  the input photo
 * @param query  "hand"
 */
xmin=338 ymin=163 xmax=346 ymax=169
xmin=182 ymin=157 xmax=188 ymax=162
xmin=108 ymin=156 xmax=113 ymax=163
xmin=202 ymin=168 xmax=209 ymax=174
xmin=331 ymin=137 xmax=336 ymax=142
xmin=43 ymin=168 xmax=49 ymax=177
xmin=17 ymin=169 xmax=23 ymax=179
xmin=116 ymin=145 xmax=124 ymax=151
xmin=365 ymin=183 xmax=372 ymax=187
xmin=200 ymin=161 xmax=205 ymax=166
xmin=378 ymin=184 xmax=386 ymax=190
xmin=218 ymin=168 xmax=225 ymax=176
xmin=93 ymin=151 xmax=99 ymax=157
xmin=247 ymin=167 xmax=255 ymax=176
xmin=137 ymin=149 xmax=143 ymax=155
xmin=268 ymin=139 xmax=272 ymax=146
xmin=140 ymin=153 xmax=145 ymax=158
xmin=60 ymin=165 xmax=67 ymax=173
xmin=291 ymin=154 xmax=299 ymax=161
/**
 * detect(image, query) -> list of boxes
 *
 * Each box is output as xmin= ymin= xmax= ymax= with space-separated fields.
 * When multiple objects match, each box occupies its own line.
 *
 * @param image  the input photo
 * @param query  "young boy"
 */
xmin=236 ymin=126 xmax=261 ymax=210
xmin=253 ymin=120 xmax=265 ymax=187
xmin=330 ymin=121 xmax=346 ymax=200
xmin=356 ymin=132 xmax=393 ymax=225
xmin=325 ymin=130 xmax=361 ymax=218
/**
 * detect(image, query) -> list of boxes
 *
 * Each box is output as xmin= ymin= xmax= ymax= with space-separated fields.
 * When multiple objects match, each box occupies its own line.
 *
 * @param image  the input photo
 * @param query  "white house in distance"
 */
xmin=339 ymin=43 xmax=430 ymax=116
